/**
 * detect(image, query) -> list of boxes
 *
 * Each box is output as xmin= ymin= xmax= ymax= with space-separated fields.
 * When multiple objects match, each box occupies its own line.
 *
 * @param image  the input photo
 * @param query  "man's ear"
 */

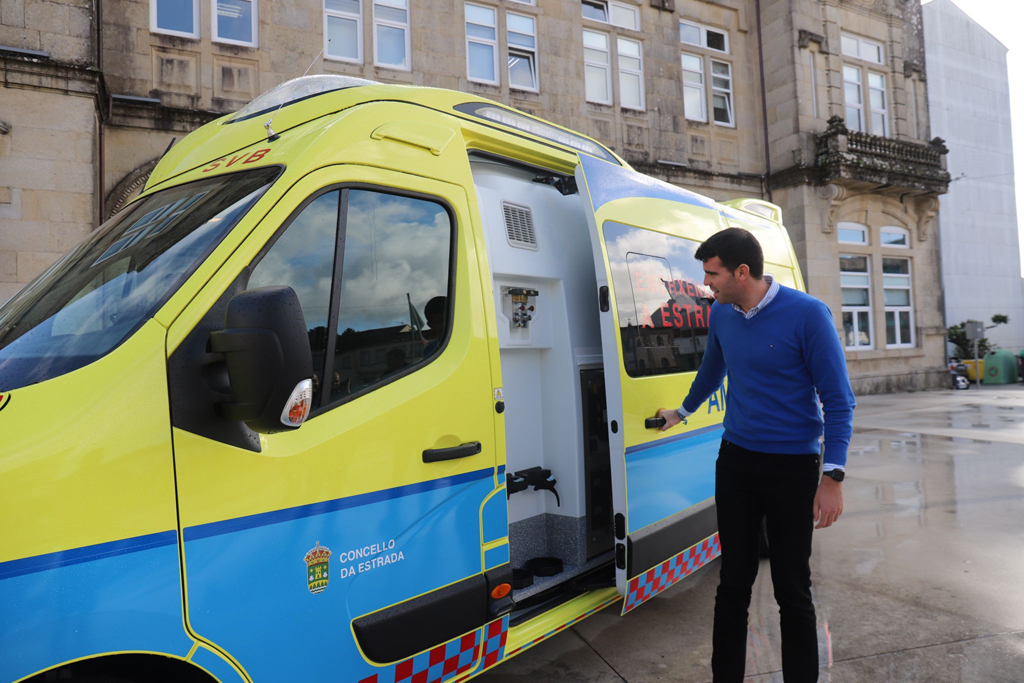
xmin=735 ymin=263 xmax=750 ymax=280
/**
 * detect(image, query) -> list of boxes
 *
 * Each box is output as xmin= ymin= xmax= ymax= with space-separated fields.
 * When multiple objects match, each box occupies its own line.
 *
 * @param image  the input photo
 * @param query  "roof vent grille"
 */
xmin=502 ymin=202 xmax=538 ymax=250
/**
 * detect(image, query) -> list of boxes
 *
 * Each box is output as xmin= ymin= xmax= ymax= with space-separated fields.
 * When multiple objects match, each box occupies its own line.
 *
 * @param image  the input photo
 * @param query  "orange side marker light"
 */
xmin=490 ymin=583 xmax=511 ymax=600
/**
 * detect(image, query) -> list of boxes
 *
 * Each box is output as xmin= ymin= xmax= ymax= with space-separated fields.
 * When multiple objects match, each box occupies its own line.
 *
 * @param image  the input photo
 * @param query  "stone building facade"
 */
xmin=0 ymin=0 xmax=949 ymax=392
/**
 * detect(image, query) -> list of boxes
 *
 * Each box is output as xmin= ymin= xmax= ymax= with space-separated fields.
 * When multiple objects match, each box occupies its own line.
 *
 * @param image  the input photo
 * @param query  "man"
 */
xmin=656 ymin=228 xmax=855 ymax=683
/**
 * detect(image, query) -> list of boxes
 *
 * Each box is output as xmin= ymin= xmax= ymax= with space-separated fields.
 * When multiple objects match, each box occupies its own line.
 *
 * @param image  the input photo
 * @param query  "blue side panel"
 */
xmin=484 ymin=544 xmax=509 ymax=570
xmin=481 ymin=491 xmax=508 ymax=544
xmin=579 ymin=154 xmax=718 ymax=213
xmin=191 ymin=645 xmax=246 ymax=683
xmin=182 ymin=472 xmax=495 ymax=680
xmin=0 ymin=536 xmax=192 ymax=683
xmin=625 ymin=426 xmax=722 ymax=533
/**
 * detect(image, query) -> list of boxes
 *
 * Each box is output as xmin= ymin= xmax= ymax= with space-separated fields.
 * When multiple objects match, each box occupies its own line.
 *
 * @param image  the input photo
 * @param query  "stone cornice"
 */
xmin=0 ymin=52 xmax=101 ymax=98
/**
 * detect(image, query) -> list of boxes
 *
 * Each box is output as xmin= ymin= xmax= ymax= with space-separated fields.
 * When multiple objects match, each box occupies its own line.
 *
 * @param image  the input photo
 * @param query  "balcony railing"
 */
xmin=813 ymin=116 xmax=950 ymax=194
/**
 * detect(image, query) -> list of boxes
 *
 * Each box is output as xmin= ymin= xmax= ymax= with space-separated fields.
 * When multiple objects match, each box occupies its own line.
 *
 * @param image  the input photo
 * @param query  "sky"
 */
xmin=921 ymin=0 xmax=1024 ymax=276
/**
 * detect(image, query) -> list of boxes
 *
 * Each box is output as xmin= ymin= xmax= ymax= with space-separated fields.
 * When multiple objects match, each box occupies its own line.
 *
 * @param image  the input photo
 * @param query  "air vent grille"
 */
xmin=502 ymin=202 xmax=538 ymax=250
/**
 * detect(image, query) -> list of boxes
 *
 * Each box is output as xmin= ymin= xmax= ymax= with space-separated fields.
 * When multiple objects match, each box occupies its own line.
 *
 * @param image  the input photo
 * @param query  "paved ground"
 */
xmin=480 ymin=384 xmax=1024 ymax=682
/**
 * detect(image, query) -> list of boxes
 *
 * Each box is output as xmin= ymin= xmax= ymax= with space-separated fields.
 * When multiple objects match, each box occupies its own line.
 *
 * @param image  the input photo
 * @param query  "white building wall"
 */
xmin=923 ymin=0 xmax=1024 ymax=353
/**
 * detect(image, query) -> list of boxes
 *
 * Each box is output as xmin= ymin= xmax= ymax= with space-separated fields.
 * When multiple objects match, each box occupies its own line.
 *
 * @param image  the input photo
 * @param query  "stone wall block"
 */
xmin=16 ymin=250 xmax=60 ymax=282
xmin=0 ymin=221 xmax=57 ymax=252
xmin=0 ymin=24 xmax=42 ymax=49
xmin=69 ymin=5 xmax=92 ymax=39
xmin=0 ymin=282 xmax=25 ymax=305
xmin=39 ymin=31 xmax=93 ymax=63
xmin=1 ymin=0 xmax=26 ymax=27
xmin=24 ymin=0 xmax=70 ymax=35
xmin=0 ymin=251 xmax=16 ymax=279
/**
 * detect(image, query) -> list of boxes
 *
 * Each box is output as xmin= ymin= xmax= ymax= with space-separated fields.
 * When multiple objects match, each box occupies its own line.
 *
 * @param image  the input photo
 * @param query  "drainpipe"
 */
xmin=96 ymin=0 xmax=110 ymax=222
xmin=757 ymin=0 xmax=770 ymax=202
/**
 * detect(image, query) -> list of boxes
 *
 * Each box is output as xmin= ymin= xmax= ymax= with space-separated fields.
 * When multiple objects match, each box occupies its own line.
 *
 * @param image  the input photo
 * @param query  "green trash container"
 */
xmin=982 ymin=349 xmax=1018 ymax=384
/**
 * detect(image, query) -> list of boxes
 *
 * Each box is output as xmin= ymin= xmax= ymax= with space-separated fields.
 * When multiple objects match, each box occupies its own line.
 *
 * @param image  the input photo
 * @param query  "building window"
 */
xmin=679 ymin=20 xmax=728 ymax=53
xmin=881 ymin=226 xmax=909 ymax=248
xmin=868 ymin=72 xmax=888 ymax=136
xmin=841 ymin=32 xmax=883 ymax=65
xmin=508 ymin=12 xmax=538 ymax=91
xmin=838 ymin=221 xmax=868 ymax=245
xmin=710 ymin=60 xmax=733 ymax=126
xmin=325 ymin=0 xmax=362 ymax=62
xmin=583 ymin=29 xmax=612 ymax=105
xmin=883 ymin=257 xmax=914 ymax=347
xmin=152 ymin=0 xmax=199 ymax=38
xmin=617 ymin=37 xmax=644 ymax=110
xmin=843 ymin=65 xmax=864 ymax=133
xmin=840 ymin=254 xmax=872 ymax=349
xmin=681 ymin=53 xmax=706 ymax=122
xmin=582 ymin=0 xmax=639 ymax=30
xmin=373 ymin=0 xmax=410 ymax=70
xmin=465 ymin=3 xmax=499 ymax=84
xmin=213 ymin=0 xmax=257 ymax=46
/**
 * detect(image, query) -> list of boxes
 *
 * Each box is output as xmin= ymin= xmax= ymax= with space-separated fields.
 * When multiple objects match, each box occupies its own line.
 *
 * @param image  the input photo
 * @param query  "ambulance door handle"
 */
xmin=423 ymin=441 xmax=482 ymax=463
xmin=645 ymin=417 xmax=666 ymax=429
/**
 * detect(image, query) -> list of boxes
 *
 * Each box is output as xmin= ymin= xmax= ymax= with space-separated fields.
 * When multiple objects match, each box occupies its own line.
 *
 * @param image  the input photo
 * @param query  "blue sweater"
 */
xmin=682 ymin=286 xmax=857 ymax=468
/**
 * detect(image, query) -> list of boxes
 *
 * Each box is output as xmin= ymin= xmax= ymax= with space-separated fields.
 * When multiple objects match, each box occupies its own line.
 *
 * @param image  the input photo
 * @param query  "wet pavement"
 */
xmin=480 ymin=384 xmax=1024 ymax=682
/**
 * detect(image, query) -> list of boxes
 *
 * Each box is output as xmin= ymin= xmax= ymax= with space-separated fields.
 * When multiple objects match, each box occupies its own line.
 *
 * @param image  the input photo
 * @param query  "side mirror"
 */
xmin=209 ymin=286 xmax=314 ymax=434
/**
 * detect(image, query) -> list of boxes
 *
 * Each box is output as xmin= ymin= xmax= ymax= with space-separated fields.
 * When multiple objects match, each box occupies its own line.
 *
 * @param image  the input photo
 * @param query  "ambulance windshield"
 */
xmin=0 ymin=167 xmax=280 ymax=391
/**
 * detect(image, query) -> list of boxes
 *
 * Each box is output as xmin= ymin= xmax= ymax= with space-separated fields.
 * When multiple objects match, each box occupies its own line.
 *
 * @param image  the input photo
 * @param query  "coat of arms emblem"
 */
xmin=304 ymin=542 xmax=331 ymax=594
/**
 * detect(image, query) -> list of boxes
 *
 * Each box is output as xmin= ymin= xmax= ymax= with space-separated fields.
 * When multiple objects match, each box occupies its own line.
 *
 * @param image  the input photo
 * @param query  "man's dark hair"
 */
xmin=694 ymin=227 xmax=764 ymax=279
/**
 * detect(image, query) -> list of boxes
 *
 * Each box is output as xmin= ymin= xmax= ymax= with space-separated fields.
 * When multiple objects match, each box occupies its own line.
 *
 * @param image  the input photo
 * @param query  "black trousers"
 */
xmin=711 ymin=439 xmax=820 ymax=683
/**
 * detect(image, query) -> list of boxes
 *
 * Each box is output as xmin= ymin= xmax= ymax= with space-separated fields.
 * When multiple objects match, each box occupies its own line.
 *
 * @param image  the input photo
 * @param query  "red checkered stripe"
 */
xmin=358 ymin=616 xmax=508 ymax=683
xmin=502 ymin=595 xmax=621 ymax=659
xmin=622 ymin=532 xmax=721 ymax=615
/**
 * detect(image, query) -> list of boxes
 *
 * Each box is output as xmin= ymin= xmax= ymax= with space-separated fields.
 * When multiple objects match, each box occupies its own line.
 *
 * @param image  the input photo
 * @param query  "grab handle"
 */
xmin=645 ymin=417 xmax=666 ymax=430
xmin=423 ymin=441 xmax=482 ymax=463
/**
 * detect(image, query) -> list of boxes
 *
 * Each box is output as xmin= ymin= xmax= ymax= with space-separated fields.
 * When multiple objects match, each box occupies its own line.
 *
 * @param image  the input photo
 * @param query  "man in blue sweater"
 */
xmin=656 ymin=228 xmax=856 ymax=683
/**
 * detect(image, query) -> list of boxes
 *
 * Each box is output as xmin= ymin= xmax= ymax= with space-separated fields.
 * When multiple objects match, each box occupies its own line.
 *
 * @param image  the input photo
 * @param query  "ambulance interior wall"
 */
xmin=471 ymin=159 xmax=604 ymax=577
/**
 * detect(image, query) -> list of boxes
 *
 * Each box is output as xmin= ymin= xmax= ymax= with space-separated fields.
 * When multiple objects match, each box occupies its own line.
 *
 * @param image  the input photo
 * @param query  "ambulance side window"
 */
xmin=603 ymin=221 xmax=714 ymax=377
xmin=327 ymin=189 xmax=453 ymax=405
xmin=248 ymin=191 xmax=340 ymax=407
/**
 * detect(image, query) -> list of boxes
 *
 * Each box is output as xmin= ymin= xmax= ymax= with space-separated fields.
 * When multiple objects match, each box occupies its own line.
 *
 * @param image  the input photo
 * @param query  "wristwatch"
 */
xmin=822 ymin=469 xmax=845 ymax=482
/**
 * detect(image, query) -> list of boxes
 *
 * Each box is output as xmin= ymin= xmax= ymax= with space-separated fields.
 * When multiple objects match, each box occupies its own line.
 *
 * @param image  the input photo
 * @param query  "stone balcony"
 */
xmin=812 ymin=115 xmax=951 ymax=195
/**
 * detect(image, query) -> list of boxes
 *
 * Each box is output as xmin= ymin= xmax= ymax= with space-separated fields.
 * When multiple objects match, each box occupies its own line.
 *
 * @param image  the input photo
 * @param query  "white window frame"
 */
xmin=583 ymin=29 xmax=612 ymax=105
xmin=679 ymin=20 xmax=729 ymax=53
xmin=212 ymin=0 xmax=258 ymax=47
xmin=880 ymin=226 xmax=910 ymax=248
xmin=868 ymin=71 xmax=888 ymax=137
xmin=508 ymin=0 xmax=534 ymax=4
xmin=843 ymin=64 xmax=864 ymax=133
xmin=681 ymin=52 xmax=706 ymax=123
xmin=465 ymin=3 xmax=499 ymax=86
xmin=883 ymin=257 xmax=914 ymax=348
xmin=841 ymin=32 xmax=884 ymax=65
xmin=373 ymin=0 xmax=411 ymax=71
xmin=583 ymin=0 xmax=639 ymax=31
xmin=710 ymin=59 xmax=734 ymax=127
xmin=841 ymin=254 xmax=873 ymax=350
xmin=617 ymin=36 xmax=644 ymax=110
xmin=151 ymin=0 xmax=200 ymax=39
xmin=838 ymin=221 xmax=868 ymax=245
xmin=324 ymin=0 xmax=362 ymax=63
xmin=507 ymin=11 xmax=538 ymax=92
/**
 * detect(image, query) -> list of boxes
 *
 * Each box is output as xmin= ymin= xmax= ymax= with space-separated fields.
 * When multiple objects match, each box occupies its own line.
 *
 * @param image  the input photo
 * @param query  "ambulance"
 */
xmin=0 ymin=75 xmax=805 ymax=683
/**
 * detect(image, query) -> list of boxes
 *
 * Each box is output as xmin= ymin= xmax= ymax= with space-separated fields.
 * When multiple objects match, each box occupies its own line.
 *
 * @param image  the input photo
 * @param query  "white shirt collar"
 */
xmin=732 ymin=274 xmax=778 ymax=319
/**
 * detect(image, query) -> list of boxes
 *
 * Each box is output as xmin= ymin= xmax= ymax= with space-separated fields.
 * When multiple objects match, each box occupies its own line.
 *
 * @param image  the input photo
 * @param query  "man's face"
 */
xmin=702 ymin=256 xmax=739 ymax=304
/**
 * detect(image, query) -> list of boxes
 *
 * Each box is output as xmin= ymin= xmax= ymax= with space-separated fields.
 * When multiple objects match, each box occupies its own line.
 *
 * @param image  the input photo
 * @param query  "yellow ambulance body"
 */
xmin=0 ymin=75 xmax=804 ymax=682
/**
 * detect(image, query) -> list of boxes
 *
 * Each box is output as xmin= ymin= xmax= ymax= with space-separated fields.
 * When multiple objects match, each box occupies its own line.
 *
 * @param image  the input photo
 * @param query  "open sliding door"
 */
xmin=575 ymin=154 xmax=727 ymax=614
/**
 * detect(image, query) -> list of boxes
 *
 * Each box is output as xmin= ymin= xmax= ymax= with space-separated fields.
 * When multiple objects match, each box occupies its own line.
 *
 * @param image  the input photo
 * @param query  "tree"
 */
xmin=947 ymin=314 xmax=1008 ymax=360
